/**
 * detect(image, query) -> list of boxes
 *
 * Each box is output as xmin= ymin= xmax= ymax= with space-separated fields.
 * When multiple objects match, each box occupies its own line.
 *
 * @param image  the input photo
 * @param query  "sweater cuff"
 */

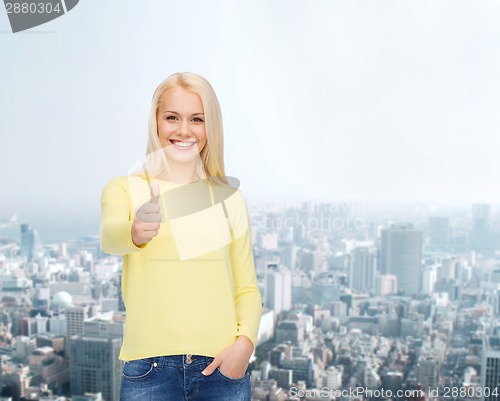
xmin=101 ymin=220 xmax=148 ymax=256
xmin=235 ymin=323 xmax=258 ymax=347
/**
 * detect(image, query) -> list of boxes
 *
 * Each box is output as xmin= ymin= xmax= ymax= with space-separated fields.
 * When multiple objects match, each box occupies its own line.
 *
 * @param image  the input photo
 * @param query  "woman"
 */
xmin=100 ymin=72 xmax=262 ymax=401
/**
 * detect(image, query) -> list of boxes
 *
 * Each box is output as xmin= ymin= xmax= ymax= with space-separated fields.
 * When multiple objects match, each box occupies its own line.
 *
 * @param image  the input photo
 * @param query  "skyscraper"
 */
xmin=69 ymin=311 xmax=125 ymax=401
xmin=69 ymin=335 xmax=122 ymax=401
xmin=20 ymin=223 xmax=35 ymax=262
xmin=481 ymin=335 xmax=500 ymax=401
xmin=349 ymin=246 xmax=377 ymax=293
xmin=66 ymin=306 xmax=91 ymax=338
xmin=417 ymin=353 xmax=438 ymax=389
xmin=379 ymin=223 xmax=422 ymax=296
xmin=428 ymin=217 xmax=450 ymax=249
xmin=472 ymin=203 xmax=491 ymax=253
xmin=312 ymin=276 xmax=341 ymax=307
xmin=265 ymin=263 xmax=292 ymax=316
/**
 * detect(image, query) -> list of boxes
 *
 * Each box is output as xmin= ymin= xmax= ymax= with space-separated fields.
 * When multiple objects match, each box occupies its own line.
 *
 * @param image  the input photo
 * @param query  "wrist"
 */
xmin=131 ymin=224 xmax=144 ymax=247
xmin=236 ymin=335 xmax=254 ymax=356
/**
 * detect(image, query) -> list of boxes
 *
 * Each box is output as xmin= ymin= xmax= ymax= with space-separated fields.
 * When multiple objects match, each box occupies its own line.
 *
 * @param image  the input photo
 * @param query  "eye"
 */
xmin=166 ymin=115 xmax=177 ymax=121
xmin=192 ymin=117 xmax=204 ymax=123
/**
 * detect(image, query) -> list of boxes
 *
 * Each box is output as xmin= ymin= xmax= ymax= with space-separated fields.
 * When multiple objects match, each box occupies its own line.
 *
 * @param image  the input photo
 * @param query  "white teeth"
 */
xmin=173 ymin=141 xmax=195 ymax=147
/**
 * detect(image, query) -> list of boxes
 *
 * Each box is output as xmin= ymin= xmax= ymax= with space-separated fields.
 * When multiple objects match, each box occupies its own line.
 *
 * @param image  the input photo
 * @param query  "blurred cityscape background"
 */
xmin=2 ymin=1 xmax=500 ymax=401
xmin=0 ymin=198 xmax=499 ymax=401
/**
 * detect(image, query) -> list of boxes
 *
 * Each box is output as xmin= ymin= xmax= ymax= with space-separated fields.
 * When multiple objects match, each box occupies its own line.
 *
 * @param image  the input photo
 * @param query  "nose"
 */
xmin=178 ymin=120 xmax=191 ymax=137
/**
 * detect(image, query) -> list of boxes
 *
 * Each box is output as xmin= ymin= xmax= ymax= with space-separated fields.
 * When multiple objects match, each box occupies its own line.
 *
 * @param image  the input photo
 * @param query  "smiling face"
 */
xmin=156 ymin=86 xmax=207 ymax=165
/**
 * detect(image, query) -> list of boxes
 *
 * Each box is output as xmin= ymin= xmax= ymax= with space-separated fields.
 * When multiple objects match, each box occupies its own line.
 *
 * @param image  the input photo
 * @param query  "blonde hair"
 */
xmin=134 ymin=72 xmax=228 ymax=186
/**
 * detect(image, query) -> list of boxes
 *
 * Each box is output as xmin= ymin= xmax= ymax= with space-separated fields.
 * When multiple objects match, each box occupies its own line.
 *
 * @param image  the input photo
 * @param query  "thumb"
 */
xmin=202 ymin=358 xmax=221 ymax=376
xmin=150 ymin=182 xmax=160 ymax=204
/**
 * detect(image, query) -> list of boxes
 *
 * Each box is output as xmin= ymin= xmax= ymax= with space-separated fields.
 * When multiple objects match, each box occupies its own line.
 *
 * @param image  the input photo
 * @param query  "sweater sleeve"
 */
xmin=228 ymin=190 xmax=262 ymax=347
xmin=100 ymin=176 xmax=148 ymax=256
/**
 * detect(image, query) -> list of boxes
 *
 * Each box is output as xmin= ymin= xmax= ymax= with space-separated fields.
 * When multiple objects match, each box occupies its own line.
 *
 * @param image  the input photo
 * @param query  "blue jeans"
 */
xmin=119 ymin=354 xmax=251 ymax=401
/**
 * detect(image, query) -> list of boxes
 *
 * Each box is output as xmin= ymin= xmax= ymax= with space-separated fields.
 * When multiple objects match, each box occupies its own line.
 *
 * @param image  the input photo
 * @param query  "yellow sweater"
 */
xmin=99 ymin=175 xmax=262 ymax=362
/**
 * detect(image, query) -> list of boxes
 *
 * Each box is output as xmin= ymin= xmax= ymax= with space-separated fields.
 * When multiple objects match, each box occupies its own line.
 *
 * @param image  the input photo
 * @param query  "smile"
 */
xmin=169 ymin=139 xmax=197 ymax=150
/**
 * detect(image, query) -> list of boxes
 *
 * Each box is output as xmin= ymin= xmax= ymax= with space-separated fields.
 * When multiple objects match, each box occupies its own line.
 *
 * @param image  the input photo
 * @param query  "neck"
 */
xmin=160 ymin=162 xmax=200 ymax=184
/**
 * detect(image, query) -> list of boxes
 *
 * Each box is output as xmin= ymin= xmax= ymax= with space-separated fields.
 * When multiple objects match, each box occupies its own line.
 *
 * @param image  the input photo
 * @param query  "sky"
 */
xmin=1 ymin=0 xmax=500 ymax=241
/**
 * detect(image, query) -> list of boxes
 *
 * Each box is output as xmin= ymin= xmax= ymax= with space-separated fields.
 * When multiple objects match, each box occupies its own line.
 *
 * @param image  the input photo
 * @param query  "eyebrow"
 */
xmin=163 ymin=111 xmax=205 ymax=116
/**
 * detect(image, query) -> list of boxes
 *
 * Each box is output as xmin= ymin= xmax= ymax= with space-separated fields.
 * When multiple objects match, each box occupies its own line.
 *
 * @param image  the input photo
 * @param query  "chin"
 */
xmin=163 ymin=149 xmax=201 ymax=164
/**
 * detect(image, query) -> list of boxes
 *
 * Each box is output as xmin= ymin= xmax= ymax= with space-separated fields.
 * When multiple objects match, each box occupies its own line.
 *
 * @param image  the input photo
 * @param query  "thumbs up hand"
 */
xmin=131 ymin=182 xmax=162 ymax=247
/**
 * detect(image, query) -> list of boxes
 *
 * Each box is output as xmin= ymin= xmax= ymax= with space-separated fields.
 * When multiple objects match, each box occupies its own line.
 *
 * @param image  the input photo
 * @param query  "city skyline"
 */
xmin=1 ymin=189 xmax=500 ymax=400
xmin=1 ymin=198 xmax=499 ymax=246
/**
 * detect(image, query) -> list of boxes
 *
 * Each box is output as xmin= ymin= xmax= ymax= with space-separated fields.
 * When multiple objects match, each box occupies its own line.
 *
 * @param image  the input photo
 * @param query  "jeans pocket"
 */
xmin=122 ymin=358 xmax=155 ymax=381
xmin=215 ymin=366 xmax=250 ymax=382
